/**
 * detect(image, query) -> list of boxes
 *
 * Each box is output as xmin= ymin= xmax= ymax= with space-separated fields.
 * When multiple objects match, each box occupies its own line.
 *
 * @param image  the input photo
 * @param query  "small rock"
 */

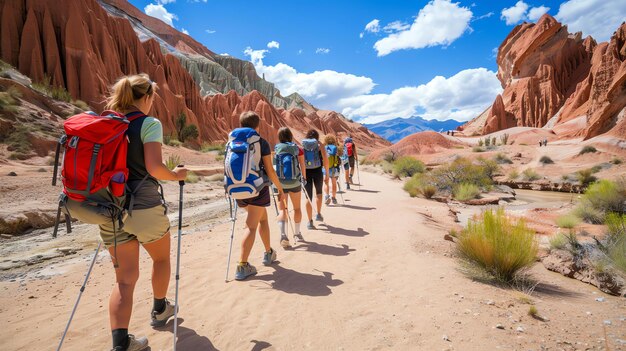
xmin=595 ymin=297 xmax=606 ymax=302
xmin=586 ymin=311 xmax=592 ymax=316
xmin=485 ymin=300 xmax=495 ymax=305
xmin=496 ymin=324 xmax=505 ymax=330
xmin=442 ymin=335 xmax=450 ymax=342
xmin=7 ymin=172 xmax=17 ymax=176
xmin=604 ymin=320 xmax=612 ymax=325
xmin=443 ymin=234 xmax=455 ymax=242
xmin=516 ymin=326 xmax=525 ymax=333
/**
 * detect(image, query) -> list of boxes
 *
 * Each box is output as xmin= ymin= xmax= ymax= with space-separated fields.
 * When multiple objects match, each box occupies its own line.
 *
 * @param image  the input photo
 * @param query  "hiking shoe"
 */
xmin=346 ymin=183 xmax=351 ymax=190
xmin=349 ymin=175 xmax=354 ymax=184
xmin=315 ymin=213 xmax=324 ymax=222
xmin=307 ymin=220 xmax=315 ymax=230
xmin=110 ymin=335 xmax=149 ymax=351
xmin=332 ymin=197 xmax=338 ymax=205
xmin=293 ymin=233 xmax=304 ymax=243
xmin=324 ymin=194 xmax=331 ymax=205
xmin=235 ymin=262 xmax=257 ymax=281
xmin=280 ymin=235 xmax=291 ymax=249
xmin=262 ymin=248 xmax=277 ymax=266
xmin=150 ymin=299 xmax=175 ymax=327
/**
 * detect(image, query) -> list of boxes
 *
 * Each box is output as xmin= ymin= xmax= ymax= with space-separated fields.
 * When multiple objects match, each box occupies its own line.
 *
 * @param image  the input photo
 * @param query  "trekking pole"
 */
xmin=336 ymin=178 xmax=345 ymax=205
xmin=173 ymin=179 xmax=184 ymax=351
xmin=356 ymin=161 xmax=361 ymax=190
xmin=56 ymin=242 xmax=102 ymax=351
xmin=225 ymin=197 xmax=238 ymax=282
xmin=271 ymin=186 xmax=279 ymax=216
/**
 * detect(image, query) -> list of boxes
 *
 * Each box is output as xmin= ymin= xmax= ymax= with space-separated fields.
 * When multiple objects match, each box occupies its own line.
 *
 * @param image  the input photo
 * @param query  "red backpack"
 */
xmin=345 ymin=142 xmax=354 ymax=157
xmin=51 ymin=110 xmax=145 ymax=238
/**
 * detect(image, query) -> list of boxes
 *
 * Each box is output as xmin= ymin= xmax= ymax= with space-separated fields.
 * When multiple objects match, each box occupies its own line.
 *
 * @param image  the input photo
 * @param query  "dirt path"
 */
xmin=1 ymin=170 xmax=624 ymax=350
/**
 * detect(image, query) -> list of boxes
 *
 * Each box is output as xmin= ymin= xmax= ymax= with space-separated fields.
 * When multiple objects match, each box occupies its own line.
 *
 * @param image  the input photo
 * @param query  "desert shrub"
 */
xmin=579 ymin=145 xmax=597 ymax=155
xmin=574 ymin=206 xmax=604 ymax=224
xmin=165 ymin=154 xmax=182 ymax=170
xmin=201 ymin=142 xmax=225 ymax=153
xmin=383 ymin=150 xmax=398 ymax=163
xmin=429 ymin=157 xmax=493 ymax=192
xmin=454 ymin=183 xmax=480 ymax=201
xmin=32 ymin=75 xmax=72 ymax=102
xmin=601 ymin=213 xmax=626 ymax=274
xmin=508 ymin=170 xmax=520 ymax=180
xmin=477 ymin=158 xmax=499 ymax=179
xmin=605 ymin=213 xmax=626 ymax=244
xmin=403 ymin=174 xmax=437 ymax=199
xmin=539 ymin=156 xmax=554 ymax=164
xmin=472 ymin=146 xmax=485 ymax=153
xmin=478 ymin=138 xmax=484 ymax=147
xmin=167 ymin=138 xmax=182 ymax=147
xmin=576 ymin=168 xmax=597 ymax=186
xmin=71 ymin=99 xmax=90 ymax=111
xmin=457 ymin=208 xmax=538 ymax=283
xmin=522 ymin=169 xmax=540 ymax=181
xmin=392 ymin=156 xmax=425 ymax=178
xmin=549 ymin=233 xmax=569 ymax=250
xmin=381 ymin=161 xmax=393 ymax=175
xmin=180 ymin=124 xmax=199 ymax=142
xmin=491 ymin=137 xmax=497 ymax=146
xmin=590 ymin=164 xmax=603 ymax=173
xmin=5 ymin=125 xmax=33 ymax=158
xmin=500 ymin=133 xmax=509 ymax=145
xmin=556 ymin=214 xmax=580 ymax=229
xmin=494 ymin=153 xmax=513 ymax=164
xmin=185 ymin=171 xmax=199 ymax=183
xmin=574 ymin=180 xmax=626 ymax=223
xmin=0 ymin=86 xmax=21 ymax=112
xmin=485 ymin=137 xmax=491 ymax=147
xmin=611 ymin=157 xmax=622 ymax=165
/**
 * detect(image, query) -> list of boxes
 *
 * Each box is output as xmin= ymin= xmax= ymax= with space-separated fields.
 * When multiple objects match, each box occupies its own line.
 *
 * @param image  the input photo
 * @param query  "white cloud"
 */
xmin=491 ymin=47 xmax=498 ymax=58
xmin=339 ymin=68 xmax=502 ymax=124
xmin=267 ymin=41 xmax=280 ymax=49
xmin=220 ymin=53 xmax=230 ymax=56
xmin=205 ymin=29 xmax=216 ymax=34
xmin=501 ymin=1 xmax=529 ymax=25
xmin=315 ymin=48 xmax=330 ymax=54
xmin=383 ymin=21 xmax=411 ymax=33
xmin=373 ymin=0 xmax=473 ymax=56
xmin=364 ymin=19 xmax=381 ymax=33
xmin=144 ymin=3 xmax=178 ymax=26
xmin=527 ymin=6 xmax=550 ymax=20
xmin=157 ymin=0 xmax=176 ymax=4
xmin=298 ymin=49 xmax=303 ymax=55
xmin=475 ymin=11 xmax=494 ymax=20
xmin=556 ymin=0 xmax=626 ymax=42
xmin=359 ymin=32 xmax=364 ymax=39
xmin=181 ymin=28 xmax=189 ymax=35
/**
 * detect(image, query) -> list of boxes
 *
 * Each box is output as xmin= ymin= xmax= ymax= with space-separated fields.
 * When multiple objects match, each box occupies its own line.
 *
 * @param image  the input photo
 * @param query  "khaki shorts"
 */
xmin=66 ymin=200 xmax=170 ymax=247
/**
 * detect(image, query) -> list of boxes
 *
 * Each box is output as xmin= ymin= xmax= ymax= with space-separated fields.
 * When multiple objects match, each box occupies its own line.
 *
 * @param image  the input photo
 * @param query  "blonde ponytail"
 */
xmin=105 ymin=73 xmax=156 ymax=112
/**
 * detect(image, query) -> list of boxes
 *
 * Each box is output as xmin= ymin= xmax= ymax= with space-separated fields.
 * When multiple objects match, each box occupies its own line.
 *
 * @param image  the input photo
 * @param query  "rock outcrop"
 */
xmin=0 ymin=0 xmax=388 ymax=151
xmin=473 ymin=14 xmax=626 ymax=140
xmin=367 ymin=131 xmax=462 ymax=161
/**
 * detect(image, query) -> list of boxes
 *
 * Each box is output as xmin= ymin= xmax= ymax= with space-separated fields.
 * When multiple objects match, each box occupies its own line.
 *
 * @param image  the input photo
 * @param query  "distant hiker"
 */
xmin=343 ymin=136 xmax=358 ymax=189
xmin=543 ymin=138 xmax=548 ymax=147
xmin=63 ymin=74 xmax=187 ymax=351
xmin=274 ymin=127 xmax=305 ymax=248
xmin=227 ymin=112 xmax=285 ymax=280
xmin=302 ymin=129 xmax=329 ymax=229
xmin=323 ymin=134 xmax=342 ymax=205
xmin=539 ymin=140 xmax=542 ymax=147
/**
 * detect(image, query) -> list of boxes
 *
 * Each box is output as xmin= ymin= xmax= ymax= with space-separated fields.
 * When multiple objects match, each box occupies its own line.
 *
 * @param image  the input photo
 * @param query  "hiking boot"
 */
xmin=332 ymin=197 xmax=338 ymax=205
xmin=262 ymin=248 xmax=277 ymax=266
xmin=235 ymin=262 xmax=257 ymax=281
xmin=150 ymin=299 xmax=175 ymax=327
xmin=349 ymin=175 xmax=354 ymax=184
xmin=280 ymin=235 xmax=290 ymax=249
xmin=110 ymin=334 xmax=149 ymax=351
xmin=307 ymin=220 xmax=315 ymax=230
xmin=324 ymin=194 xmax=331 ymax=205
xmin=293 ymin=233 xmax=304 ymax=243
xmin=315 ymin=213 xmax=324 ymax=222
xmin=346 ymin=183 xmax=351 ymax=190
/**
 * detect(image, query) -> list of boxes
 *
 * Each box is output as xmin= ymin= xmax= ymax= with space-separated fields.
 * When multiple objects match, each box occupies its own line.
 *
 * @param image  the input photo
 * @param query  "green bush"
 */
xmin=485 ymin=137 xmax=491 ymax=147
xmin=383 ymin=151 xmax=397 ymax=163
xmin=478 ymin=139 xmax=484 ymax=147
xmin=429 ymin=157 xmax=493 ymax=192
xmin=575 ymin=180 xmax=626 ymax=223
xmin=611 ymin=157 xmax=622 ymax=165
xmin=185 ymin=171 xmax=200 ymax=183
xmin=180 ymin=124 xmax=199 ymax=142
xmin=522 ymin=169 xmax=540 ymax=181
xmin=472 ymin=146 xmax=485 ymax=153
xmin=555 ymin=214 xmax=580 ymax=229
xmin=5 ymin=125 xmax=33 ymax=158
xmin=590 ymin=164 xmax=603 ymax=173
xmin=71 ymin=99 xmax=90 ymax=111
xmin=31 ymin=75 xmax=72 ymax=102
xmin=604 ymin=213 xmax=626 ymax=273
xmin=576 ymin=168 xmax=597 ymax=186
xmin=457 ymin=208 xmax=538 ymax=283
xmin=574 ymin=205 xmax=604 ymax=224
xmin=165 ymin=154 xmax=182 ymax=170
xmin=454 ymin=183 xmax=480 ymax=201
xmin=508 ymin=170 xmax=520 ymax=180
xmin=392 ymin=156 xmax=425 ymax=178
xmin=201 ymin=143 xmax=226 ymax=153
xmin=494 ymin=153 xmax=513 ymax=164
xmin=382 ymin=161 xmax=394 ymax=174
xmin=539 ymin=156 xmax=554 ymax=164
xmin=605 ymin=213 xmax=626 ymax=244
xmin=549 ymin=233 xmax=569 ymax=250
xmin=579 ymin=145 xmax=597 ymax=155
xmin=403 ymin=174 xmax=437 ymax=199
xmin=500 ymin=133 xmax=509 ymax=146
xmin=478 ymin=158 xmax=499 ymax=178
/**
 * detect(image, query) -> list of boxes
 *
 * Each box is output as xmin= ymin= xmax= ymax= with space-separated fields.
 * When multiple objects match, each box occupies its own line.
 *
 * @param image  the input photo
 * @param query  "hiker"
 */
xmin=65 ymin=74 xmax=187 ymax=351
xmin=323 ymin=134 xmax=342 ymax=205
xmin=273 ymin=127 xmax=305 ymax=248
xmin=302 ymin=129 xmax=329 ymax=229
xmin=231 ymin=112 xmax=285 ymax=280
xmin=343 ymin=136 xmax=358 ymax=189
xmin=543 ymin=138 xmax=548 ymax=147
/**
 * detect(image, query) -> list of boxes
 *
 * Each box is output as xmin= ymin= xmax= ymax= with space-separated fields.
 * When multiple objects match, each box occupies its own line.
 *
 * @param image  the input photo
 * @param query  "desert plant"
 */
xmin=429 ymin=157 xmax=493 ymax=192
xmin=590 ymin=164 xmax=603 ymax=173
xmin=477 ymin=158 xmax=499 ymax=179
xmin=508 ymin=170 xmax=520 ymax=180
xmin=485 ymin=137 xmax=491 ymax=147
xmin=453 ymin=183 xmax=480 ymax=201
xmin=457 ymin=208 xmax=538 ymax=283
xmin=576 ymin=168 xmax=597 ymax=186
xmin=500 ymin=133 xmax=509 ymax=146
xmin=201 ymin=143 xmax=225 ymax=153
xmin=491 ymin=137 xmax=497 ymax=146
xmin=71 ymin=99 xmax=90 ymax=111
xmin=383 ymin=150 xmax=398 ymax=163
xmin=165 ymin=154 xmax=182 ymax=170
xmin=494 ymin=153 xmax=513 ymax=164
xmin=472 ymin=146 xmax=485 ymax=153
xmin=522 ymin=169 xmax=540 ymax=181
xmin=392 ymin=156 xmax=425 ymax=178
xmin=381 ymin=161 xmax=394 ymax=174
xmin=611 ymin=157 xmax=622 ymax=165
xmin=579 ymin=180 xmax=625 ymax=219
xmin=403 ymin=174 xmax=437 ymax=199
xmin=5 ymin=125 xmax=33 ymax=159
xmin=556 ymin=214 xmax=580 ymax=229
xmin=180 ymin=124 xmax=199 ymax=142
xmin=185 ymin=171 xmax=200 ymax=183
xmin=31 ymin=75 xmax=72 ymax=102
xmin=605 ymin=213 xmax=626 ymax=244
xmin=549 ymin=233 xmax=569 ymax=250
xmin=579 ymin=145 xmax=597 ymax=155
xmin=539 ymin=156 xmax=554 ymax=164
xmin=528 ymin=305 xmax=539 ymax=318
xmin=478 ymin=138 xmax=484 ymax=147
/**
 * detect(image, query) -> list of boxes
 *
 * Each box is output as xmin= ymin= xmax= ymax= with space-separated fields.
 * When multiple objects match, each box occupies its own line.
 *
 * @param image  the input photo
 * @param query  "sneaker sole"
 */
xmin=150 ymin=317 xmax=171 ymax=328
xmin=280 ymin=240 xmax=291 ymax=249
xmin=235 ymin=271 xmax=257 ymax=281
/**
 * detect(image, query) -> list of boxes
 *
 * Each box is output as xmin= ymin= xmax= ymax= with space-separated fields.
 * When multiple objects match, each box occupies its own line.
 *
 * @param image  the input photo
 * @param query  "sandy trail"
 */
xmin=1 ymin=170 xmax=624 ymax=351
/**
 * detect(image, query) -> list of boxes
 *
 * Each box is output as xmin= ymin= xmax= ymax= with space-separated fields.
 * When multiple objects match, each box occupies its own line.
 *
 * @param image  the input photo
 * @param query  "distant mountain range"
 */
xmin=364 ymin=117 xmax=463 ymax=143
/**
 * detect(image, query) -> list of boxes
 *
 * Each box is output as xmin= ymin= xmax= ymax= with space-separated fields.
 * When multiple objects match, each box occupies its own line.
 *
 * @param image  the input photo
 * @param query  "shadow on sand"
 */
xmin=157 ymin=318 xmax=219 ymax=351
xmin=252 ymin=265 xmax=343 ymax=296
xmin=533 ymin=282 xmax=582 ymax=298
xmin=292 ymin=240 xmax=356 ymax=256
xmin=339 ymin=204 xmax=376 ymax=211
xmin=318 ymin=223 xmax=370 ymax=237
xmin=350 ymin=188 xmax=379 ymax=194
xmin=250 ymin=340 xmax=272 ymax=351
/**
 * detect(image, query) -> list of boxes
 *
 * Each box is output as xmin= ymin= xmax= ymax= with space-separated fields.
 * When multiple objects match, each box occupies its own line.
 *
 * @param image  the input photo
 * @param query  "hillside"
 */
xmin=364 ymin=117 xmax=463 ymax=143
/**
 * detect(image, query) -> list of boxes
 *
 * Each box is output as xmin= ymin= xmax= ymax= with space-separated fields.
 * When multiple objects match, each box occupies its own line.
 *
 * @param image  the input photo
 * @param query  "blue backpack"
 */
xmin=325 ymin=144 xmax=340 ymax=168
xmin=302 ymin=138 xmax=322 ymax=169
xmin=274 ymin=142 xmax=300 ymax=181
xmin=224 ymin=128 xmax=268 ymax=199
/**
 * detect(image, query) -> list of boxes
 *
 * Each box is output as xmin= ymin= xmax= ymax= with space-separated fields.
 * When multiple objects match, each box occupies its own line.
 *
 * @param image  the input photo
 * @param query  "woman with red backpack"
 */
xmin=67 ymin=74 xmax=187 ymax=351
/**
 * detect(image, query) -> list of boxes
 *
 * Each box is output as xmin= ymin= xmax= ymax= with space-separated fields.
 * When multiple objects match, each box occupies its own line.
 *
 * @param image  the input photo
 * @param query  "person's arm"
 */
xmin=320 ymin=142 xmax=329 ymax=181
xmin=263 ymin=154 xmax=284 ymax=201
xmin=298 ymin=154 xmax=306 ymax=180
xmin=144 ymin=142 xmax=187 ymax=181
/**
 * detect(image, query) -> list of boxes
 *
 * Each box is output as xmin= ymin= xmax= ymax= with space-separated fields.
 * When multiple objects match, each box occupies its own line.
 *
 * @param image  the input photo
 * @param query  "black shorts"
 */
xmin=304 ymin=167 xmax=324 ymax=199
xmin=236 ymin=186 xmax=270 ymax=208
xmin=275 ymin=185 xmax=301 ymax=194
xmin=348 ymin=156 xmax=356 ymax=169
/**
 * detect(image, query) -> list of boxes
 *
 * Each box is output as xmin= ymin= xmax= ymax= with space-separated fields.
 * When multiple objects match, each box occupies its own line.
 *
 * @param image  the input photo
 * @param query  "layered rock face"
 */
xmin=0 ymin=0 xmax=388 ymax=150
xmin=480 ymin=14 xmax=626 ymax=139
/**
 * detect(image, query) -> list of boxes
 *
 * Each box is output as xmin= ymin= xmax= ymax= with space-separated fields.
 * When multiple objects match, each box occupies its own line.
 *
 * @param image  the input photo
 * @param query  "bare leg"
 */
xmin=289 ymin=191 xmax=302 ymax=224
xmin=109 ymin=240 xmax=140 ymax=329
xmin=142 ymin=233 xmax=171 ymax=299
xmin=331 ymin=177 xmax=337 ymax=198
xmin=258 ymin=208 xmax=271 ymax=252
xmin=239 ymin=205 xmax=265 ymax=263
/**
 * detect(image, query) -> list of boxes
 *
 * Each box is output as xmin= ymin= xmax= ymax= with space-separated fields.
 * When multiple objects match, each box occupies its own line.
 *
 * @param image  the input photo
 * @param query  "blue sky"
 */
xmin=130 ymin=0 xmax=626 ymax=123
